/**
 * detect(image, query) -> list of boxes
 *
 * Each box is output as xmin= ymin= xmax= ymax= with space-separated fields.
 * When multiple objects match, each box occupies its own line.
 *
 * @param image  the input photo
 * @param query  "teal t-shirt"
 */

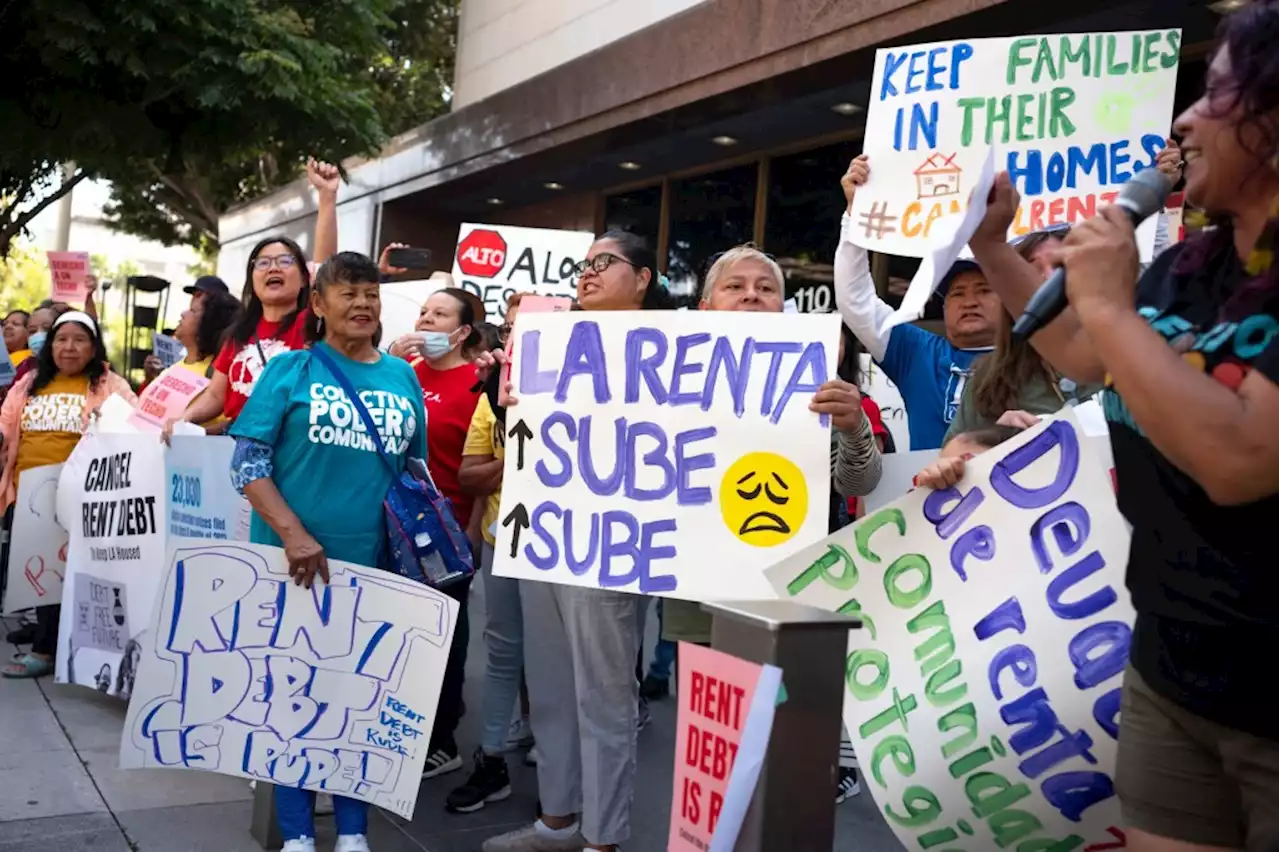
xmin=229 ymin=342 xmax=427 ymax=568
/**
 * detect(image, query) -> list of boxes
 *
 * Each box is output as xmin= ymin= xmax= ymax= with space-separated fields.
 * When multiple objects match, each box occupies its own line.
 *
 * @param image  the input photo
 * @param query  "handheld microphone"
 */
xmin=1010 ymin=168 xmax=1173 ymax=340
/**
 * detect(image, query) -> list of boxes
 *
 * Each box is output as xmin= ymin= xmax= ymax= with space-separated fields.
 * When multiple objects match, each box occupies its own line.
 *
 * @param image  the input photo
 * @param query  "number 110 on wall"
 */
xmin=170 ymin=472 xmax=202 ymax=509
xmin=791 ymin=285 xmax=832 ymax=314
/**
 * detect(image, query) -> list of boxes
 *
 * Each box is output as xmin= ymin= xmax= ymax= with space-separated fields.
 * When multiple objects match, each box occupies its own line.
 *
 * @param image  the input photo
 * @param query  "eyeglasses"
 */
xmin=571 ymin=252 xmax=640 ymax=277
xmin=253 ymin=254 xmax=298 ymax=272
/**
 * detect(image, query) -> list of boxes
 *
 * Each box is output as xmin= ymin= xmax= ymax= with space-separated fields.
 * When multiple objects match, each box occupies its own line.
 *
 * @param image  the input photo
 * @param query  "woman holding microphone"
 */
xmin=969 ymin=3 xmax=1277 ymax=847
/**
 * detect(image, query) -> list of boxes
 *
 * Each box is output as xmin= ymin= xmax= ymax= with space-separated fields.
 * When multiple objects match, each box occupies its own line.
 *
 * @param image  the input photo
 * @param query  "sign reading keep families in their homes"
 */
xmin=491 ymin=311 xmax=838 ymax=601
xmin=451 ymin=223 xmax=595 ymax=320
xmin=765 ymin=412 xmax=1135 ymax=850
xmin=46 ymin=251 xmax=93 ymax=304
xmin=55 ymin=432 xmax=166 ymax=700
xmin=852 ymin=29 xmax=1180 ymax=259
xmin=120 ymin=542 xmax=459 ymax=820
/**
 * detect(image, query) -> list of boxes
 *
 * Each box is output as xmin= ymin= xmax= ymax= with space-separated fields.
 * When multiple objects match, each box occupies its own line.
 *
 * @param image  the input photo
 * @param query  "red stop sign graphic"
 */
xmin=456 ymin=229 xmax=508 ymax=278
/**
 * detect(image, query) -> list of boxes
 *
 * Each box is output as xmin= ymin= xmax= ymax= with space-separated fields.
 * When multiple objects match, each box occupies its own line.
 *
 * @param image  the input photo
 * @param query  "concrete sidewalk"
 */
xmin=1 ymin=592 xmax=902 ymax=851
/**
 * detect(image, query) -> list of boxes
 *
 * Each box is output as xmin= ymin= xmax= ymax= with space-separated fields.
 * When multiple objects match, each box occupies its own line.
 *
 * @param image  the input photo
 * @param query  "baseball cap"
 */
xmin=184 ymin=275 xmax=230 ymax=296
xmin=935 ymin=259 xmax=983 ymax=299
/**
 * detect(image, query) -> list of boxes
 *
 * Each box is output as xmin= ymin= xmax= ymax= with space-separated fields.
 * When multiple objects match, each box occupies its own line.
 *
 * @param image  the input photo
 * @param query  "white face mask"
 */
xmin=420 ymin=330 xmax=455 ymax=359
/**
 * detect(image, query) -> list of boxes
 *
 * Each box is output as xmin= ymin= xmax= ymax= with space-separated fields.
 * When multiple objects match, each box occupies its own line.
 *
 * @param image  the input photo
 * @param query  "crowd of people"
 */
xmin=1 ymin=2 xmax=1276 ymax=851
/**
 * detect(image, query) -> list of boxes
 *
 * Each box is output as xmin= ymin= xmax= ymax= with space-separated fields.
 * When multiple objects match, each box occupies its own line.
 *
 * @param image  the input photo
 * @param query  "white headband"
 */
xmin=52 ymin=311 xmax=98 ymax=338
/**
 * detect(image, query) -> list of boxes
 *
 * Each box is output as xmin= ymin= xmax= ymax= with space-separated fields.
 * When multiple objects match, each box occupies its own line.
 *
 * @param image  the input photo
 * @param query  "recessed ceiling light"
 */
xmin=831 ymin=102 xmax=863 ymax=116
xmin=618 ymin=161 xmax=642 ymax=171
xmin=710 ymin=135 xmax=739 ymax=147
xmin=543 ymin=182 xmax=564 ymax=190
xmin=486 ymin=197 xmax=503 ymax=206
xmin=1209 ymin=0 xmax=1246 ymax=12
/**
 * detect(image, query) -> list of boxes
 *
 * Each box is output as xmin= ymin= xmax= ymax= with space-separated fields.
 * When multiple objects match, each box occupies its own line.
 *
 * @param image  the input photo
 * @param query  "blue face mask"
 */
xmin=420 ymin=331 xmax=455 ymax=360
xmin=28 ymin=331 xmax=47 ymax=355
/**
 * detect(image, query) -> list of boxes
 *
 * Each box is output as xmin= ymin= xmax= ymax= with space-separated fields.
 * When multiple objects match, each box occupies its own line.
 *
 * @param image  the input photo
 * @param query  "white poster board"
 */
xmin=2 ymin=464 xmax=67 ymax=614
xmin=120 ymin=541 xmax=459 ymax=821
xmin=852 ymin=30 xmax=1180 ymax=259
xmin=492 ymin=311 xmax=838 ymax=600
xmin=765 ymin=411 xmax=1135 ymax=847
xmin=379 ymin=278 xmax=446 ymax=351
xmin=450 ymin=223 xmax=594 ymax=320
xmin=164 ymin=436 xmax=250 ymax=541
xmin=860 ymin=354 xmax=910 ymax=453
xmin=55 ymin=432 xmax=166 ymax=698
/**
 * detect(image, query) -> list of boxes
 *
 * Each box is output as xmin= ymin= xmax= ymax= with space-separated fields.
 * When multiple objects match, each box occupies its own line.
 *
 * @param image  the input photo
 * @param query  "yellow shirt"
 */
xmin=9 ymin=349 xmax=32 ymax=367
xmin=16 ymin=373 xmax=89 ymax=478
xmin=463 ymin=395 xmax=505 ymax=545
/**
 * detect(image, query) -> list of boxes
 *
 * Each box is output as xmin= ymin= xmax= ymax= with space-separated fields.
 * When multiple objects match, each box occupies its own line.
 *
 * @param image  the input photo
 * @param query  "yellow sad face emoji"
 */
xmin=719 ymin=453 xmax=808 ymax=548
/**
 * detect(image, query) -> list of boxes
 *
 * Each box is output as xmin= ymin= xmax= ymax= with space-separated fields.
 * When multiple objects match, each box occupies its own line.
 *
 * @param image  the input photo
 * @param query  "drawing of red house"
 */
xmin=914 ymin=153 xmax=962 ymax=200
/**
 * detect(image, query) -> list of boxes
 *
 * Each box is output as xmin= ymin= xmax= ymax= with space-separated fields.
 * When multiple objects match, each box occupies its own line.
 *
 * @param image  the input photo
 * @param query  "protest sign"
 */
xmin=55 ymin=432 xmax=166 ymax=698
xmin=861 ymin=355 xmax=910 ymax=453
xmin=152 ymin=334 xmax=185 ymax=368
xmin=451 ymin=223 xmax=594 ymax=320
xmin=128 ymin=370 xmax=211 ymax=432
xmin=120 ymin=541 xmax=459 ymax=820
xmin=765 ymin=411 xmax=1134 ymax=848
xmin=46 ymin=251 xmax=93 ymax=304
xmin=2 ymin=464 xmax=68 ymax=614
xmin=379 ymin=279 xmax=447 ymax=350
xmin=165 ymin=436 xmax=249 ymax=540
xmin=0 ymin=341 xmax=14 ymax=388
xmin=491 ymin=311 xmax=837 ymax=600
xmin=669 ymin=643 xmax=781 ymax=852
xmin=852 ymin=30 xmax=1180 ymax=259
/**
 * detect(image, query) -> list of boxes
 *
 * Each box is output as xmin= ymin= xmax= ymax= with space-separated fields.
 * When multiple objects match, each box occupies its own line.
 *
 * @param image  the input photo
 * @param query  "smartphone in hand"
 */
xmin=387 ymin=247 xmax=433 ymax=270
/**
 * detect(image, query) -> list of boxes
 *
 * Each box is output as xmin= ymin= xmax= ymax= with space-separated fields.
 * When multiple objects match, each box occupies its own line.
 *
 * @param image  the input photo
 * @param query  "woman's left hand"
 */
xmin=390 ymin=334 xmax=424 ymax=360
xmin=1155 ymin=137 xmax=1183 ymax=182
xmin=809 ymin=380 xmax=864 ymax=432
xmin=1042 ymin=206 xmax=1139 ymax=321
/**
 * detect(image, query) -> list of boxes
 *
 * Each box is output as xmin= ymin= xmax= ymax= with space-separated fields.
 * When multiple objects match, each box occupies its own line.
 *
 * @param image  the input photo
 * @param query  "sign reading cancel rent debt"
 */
xmin=852 ymin=29 xmax=1179 ymax=259
xmin=765 ymin=411 xmax=1135 ymax=849
xmin=492 ymin=311 xmax=838 ymax=600
xmin=121 ymin=541 xmax=459 ymax=820
xmin=451 ymin=222 xmax=594 ymax=320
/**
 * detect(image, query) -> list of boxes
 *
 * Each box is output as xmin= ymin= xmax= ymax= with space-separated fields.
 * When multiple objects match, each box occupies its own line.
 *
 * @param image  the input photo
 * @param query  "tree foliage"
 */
xmin=0 ymin=0 xmax=458 ymax=255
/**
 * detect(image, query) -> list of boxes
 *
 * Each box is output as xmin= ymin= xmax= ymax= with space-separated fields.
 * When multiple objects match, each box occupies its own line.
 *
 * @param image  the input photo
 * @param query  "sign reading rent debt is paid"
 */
xmin=853 ymin=29 xmax=1180 ymax=259
xmin=492 ymin=311 xmax=838 ymax=600
xmin=451 ymin=223 xmax=595 ymax=320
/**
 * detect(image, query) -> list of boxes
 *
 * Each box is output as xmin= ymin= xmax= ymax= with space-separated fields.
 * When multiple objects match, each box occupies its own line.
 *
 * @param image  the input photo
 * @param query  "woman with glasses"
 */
xmin=481 ymin=231 xmax=674 ymax=852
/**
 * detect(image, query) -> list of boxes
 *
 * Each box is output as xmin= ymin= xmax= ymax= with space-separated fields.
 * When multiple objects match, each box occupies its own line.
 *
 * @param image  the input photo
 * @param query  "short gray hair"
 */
xmin=701 ymin=246 xmax=785 ymax=301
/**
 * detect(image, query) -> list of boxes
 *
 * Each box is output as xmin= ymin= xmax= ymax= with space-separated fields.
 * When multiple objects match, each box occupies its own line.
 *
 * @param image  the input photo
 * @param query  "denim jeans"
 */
xmin=478 ymin=542 xmax=524 ymax=754
xmin=275 ymin=787 xmax=367 ymax=841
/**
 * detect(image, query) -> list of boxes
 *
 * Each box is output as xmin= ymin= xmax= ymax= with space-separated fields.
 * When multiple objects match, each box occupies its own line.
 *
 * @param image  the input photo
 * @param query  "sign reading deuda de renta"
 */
xmin=450 ymin=223 xmax=595 ymax=320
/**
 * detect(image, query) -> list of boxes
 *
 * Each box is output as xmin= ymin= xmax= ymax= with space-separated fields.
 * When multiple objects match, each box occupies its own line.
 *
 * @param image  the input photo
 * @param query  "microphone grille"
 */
xmin=1116 ymin=168 xmax=1174 ymax=219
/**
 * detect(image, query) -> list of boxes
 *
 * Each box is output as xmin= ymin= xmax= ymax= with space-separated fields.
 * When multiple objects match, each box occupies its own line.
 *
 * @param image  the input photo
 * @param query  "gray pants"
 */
xmin=522 ymin=581 xmax=641 ymax=846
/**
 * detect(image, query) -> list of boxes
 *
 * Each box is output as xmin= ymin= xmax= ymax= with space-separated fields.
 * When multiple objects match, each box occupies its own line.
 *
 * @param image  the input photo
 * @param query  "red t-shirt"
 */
xmin=861 ymin=395 xmax=889 ymax=442
xmin=411 ymin=357 xmax=482 ymax=523
xmin=213 ymin=315 xmax=309 ymax=420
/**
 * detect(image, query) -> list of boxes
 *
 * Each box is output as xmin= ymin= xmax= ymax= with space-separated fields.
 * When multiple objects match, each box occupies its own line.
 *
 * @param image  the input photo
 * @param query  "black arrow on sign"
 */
xmin=508 ymin=419 xmax=534 ymax=470
xmin=502 ymin=504 xmax=530 ymax=559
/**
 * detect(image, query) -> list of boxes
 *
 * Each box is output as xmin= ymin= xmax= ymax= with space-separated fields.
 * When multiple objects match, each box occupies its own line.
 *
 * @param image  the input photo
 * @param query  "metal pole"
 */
xmin=250 ymin=782 xmax=282 ymax=850
xmin=54 ymin=162 xmax=76 ymax=251
xmin=705 ymin=600 xmax=858 ymax=852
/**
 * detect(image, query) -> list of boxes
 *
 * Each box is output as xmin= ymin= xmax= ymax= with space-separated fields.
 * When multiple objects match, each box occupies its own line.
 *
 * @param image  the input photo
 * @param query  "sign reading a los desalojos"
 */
xmin=852 ymin=29 xmax=1180 ymax=260
xmin=450 ymin=223 xmax=595 ymax=320
xmin=491 ymin=311 xmax=837 ymax=601
xmin=764 ymin=411 xmax=1135 ymax=849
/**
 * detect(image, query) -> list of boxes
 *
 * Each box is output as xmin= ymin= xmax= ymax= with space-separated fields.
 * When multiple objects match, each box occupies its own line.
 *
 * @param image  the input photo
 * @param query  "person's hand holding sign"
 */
xmin=474 ymin=348 xmax=518 ymax=408
xmin=840 ymin=154 xmax=870 ymax=213
xmin=1155 ymin=137 xmax=1184 ymax=182
xmin=284 ymin=529 xmax=329 ymax=589
xmin=809 ymin=380 xmax=864 ymax=432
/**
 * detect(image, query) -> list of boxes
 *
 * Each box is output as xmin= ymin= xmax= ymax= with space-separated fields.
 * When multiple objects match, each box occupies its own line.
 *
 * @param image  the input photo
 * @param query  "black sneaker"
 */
xmin=445 ymin=750 xmax=511 ymax=813
xmin=422 ymin=736 xmax=463 ymax=779
xmin=640 ymin=674 xmax=670 ymax=700
xmin=836 ymin=767 xmax=861 ymax=804
xmin=5 ymin=623 xmax=35 ymax=644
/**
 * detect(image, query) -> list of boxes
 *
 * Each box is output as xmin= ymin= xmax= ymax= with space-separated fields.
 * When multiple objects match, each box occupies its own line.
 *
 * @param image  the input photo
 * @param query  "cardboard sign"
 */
xmin=46 ymin=251 xmax=92 ymax=304
xmin=165 ymin=436 xmax=250 ymax=541
xmin=55 ymin=432 xmax=166 ymax=699
xmin=765 ymin=411 xmax=1135 ymax=848
xmin=668 ymin=643 xmax=781 ymax=852
xmin=127 ymin=369 xmax=211 ymax=432
xmin=451 ymin=223 xmax=594 ymax=320
xmin=2 ymin=464 xmax=68 ymax=614
xmin=153 ymin=334 xmax=186 ymax=368
xmin=852 ymin=30 xmax=1180 ymax=259
xmin=120 ymin=541 xmax=460 ymax=820
xmin=491 ymin=311 xmax=837 ymax=600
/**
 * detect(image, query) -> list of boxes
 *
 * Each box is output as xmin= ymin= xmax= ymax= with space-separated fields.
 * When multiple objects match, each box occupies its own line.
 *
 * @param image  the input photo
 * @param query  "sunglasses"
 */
xmin=571 ymin=252 xmax=640 ymax=277
xmin=252 ymin=254 xmax=298 ymax=272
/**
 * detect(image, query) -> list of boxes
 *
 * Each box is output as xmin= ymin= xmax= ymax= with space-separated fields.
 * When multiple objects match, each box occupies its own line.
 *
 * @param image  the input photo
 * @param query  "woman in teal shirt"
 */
xmin=229 ymin=251 xmax=427 ymax=852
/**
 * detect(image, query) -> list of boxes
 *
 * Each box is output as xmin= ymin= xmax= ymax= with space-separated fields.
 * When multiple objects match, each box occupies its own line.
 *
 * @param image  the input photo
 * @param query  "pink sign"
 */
xmin=500 ymin=294 xmax=573 ymax=392
xmin=127 ymin=369 xmax=211 ymax=432
xmin=46 ymin=251 xmax=92 ymax=304
xmin=668 ymin=642 xmax=765 ymax=852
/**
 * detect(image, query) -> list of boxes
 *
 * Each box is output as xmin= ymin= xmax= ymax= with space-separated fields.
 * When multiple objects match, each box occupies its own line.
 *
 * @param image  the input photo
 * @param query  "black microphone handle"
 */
xmin=1010 ymin=266 xmax=1069 ymax=338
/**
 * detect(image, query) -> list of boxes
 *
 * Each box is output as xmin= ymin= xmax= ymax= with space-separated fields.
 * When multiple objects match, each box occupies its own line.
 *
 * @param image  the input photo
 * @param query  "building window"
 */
xmin=666 ymin=164 xmax=756 ymax=296
xmin=603 ymin=186 xmax=661 ymax=246
xmin=763 ymin=141 xmax=860 ymax=313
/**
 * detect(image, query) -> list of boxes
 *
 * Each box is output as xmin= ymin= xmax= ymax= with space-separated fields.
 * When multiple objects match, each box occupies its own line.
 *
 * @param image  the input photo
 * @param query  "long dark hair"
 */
xmin=1174 ymin=0 xmax=1278 ymax=322
xmin=836 ymin=323 xmax=864 ymax=387
xmin=194 ymin=292 xmax=243 ymax=360
xmin=597 ymin=229 xmax=677 ymax=310
xmin=305 ymin=252 xmax=382 ymax=344
xmin=30 ymin=317 xmax=109 ymax=395
xmin=229 ymin=236 xmax=311 ymax=346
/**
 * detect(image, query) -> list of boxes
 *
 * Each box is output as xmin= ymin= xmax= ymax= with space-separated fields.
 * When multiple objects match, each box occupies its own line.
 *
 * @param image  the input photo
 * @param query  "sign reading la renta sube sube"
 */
xmin=491 ymin=311 xmax=837 ymax=601
xmin=450 ymin=223 xmax=594 ymax=320
xmin=852 ymin=29 xmax=1180 ymax=260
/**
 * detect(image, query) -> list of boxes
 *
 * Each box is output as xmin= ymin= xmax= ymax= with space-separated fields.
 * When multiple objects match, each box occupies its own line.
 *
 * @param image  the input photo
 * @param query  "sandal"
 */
xmin=2 ymin=653 xmax=54 ymax=679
